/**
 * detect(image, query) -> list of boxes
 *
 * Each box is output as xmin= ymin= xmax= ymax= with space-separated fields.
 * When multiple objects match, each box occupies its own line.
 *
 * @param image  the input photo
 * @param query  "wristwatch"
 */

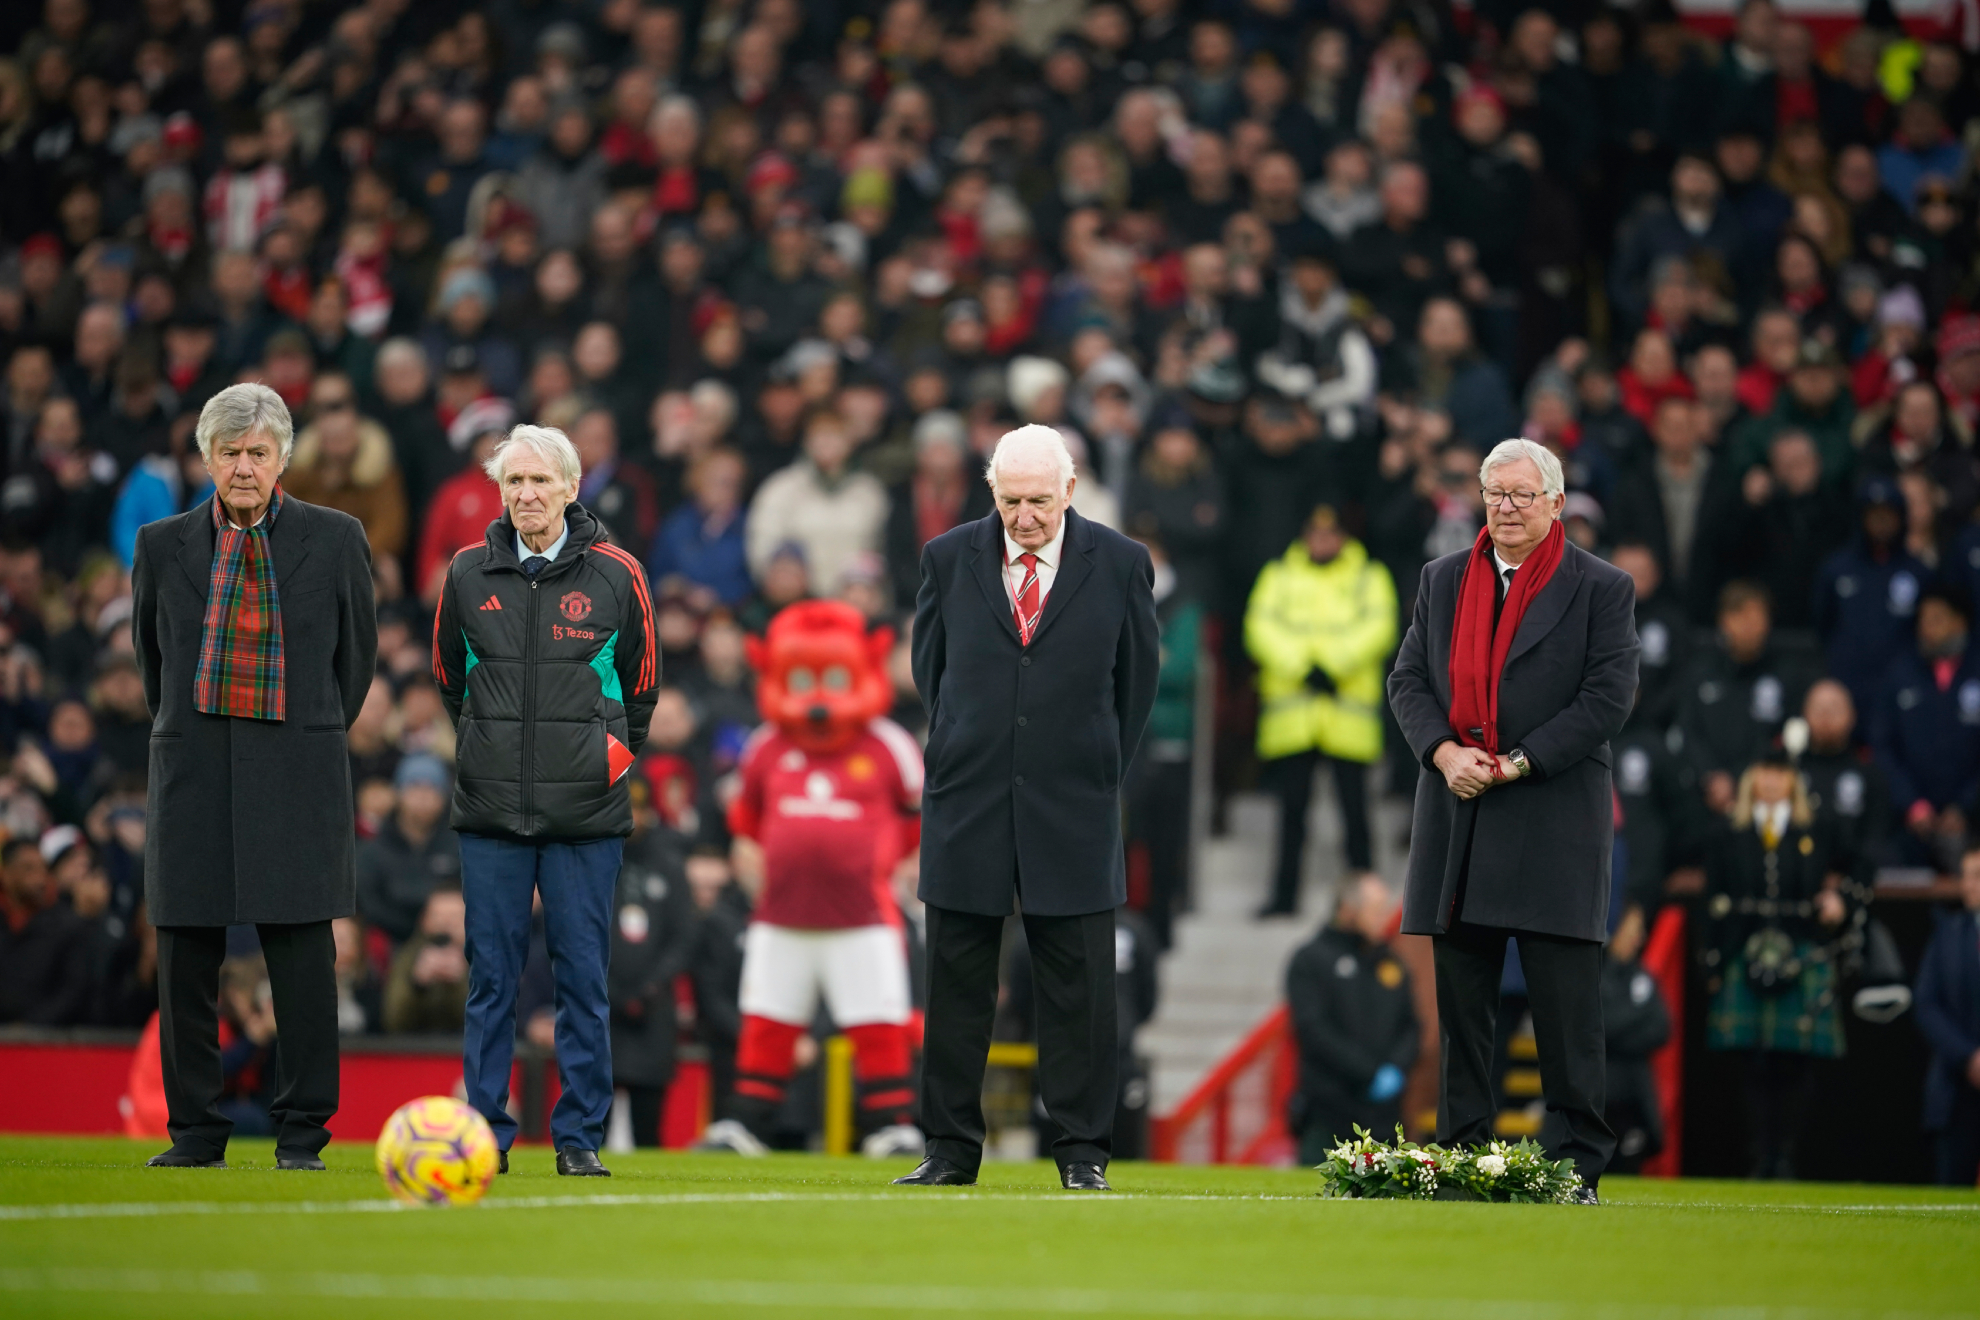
xmin=1507 ymin=748 xmax=1532 ymax=779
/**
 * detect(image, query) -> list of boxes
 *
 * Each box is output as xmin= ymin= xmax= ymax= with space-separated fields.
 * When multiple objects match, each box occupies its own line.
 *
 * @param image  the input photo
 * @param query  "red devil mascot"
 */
xmin=697 ymin=600 xmax=925 ymax=1157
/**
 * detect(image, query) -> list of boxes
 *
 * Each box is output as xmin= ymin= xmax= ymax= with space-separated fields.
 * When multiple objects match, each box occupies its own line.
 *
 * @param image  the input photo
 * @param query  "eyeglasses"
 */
xmin=1482 ymin=487 xmax=1543 ymax=509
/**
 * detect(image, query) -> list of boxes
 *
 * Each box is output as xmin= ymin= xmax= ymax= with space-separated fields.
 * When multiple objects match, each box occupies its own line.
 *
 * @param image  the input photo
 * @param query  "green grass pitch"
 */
xmin=1 ymin=1136 xmax=1976 ymax=1318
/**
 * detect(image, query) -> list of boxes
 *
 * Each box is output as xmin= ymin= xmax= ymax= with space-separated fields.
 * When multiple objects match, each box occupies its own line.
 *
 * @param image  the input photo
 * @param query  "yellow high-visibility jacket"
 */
xmin=1245 ymin=537 xmax=1399 ymax=764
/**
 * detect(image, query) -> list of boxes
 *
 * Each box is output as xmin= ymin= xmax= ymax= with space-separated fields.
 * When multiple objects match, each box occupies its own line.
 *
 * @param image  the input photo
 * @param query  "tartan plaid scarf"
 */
xmin=193 ymin=487 xmax=287 ymax=721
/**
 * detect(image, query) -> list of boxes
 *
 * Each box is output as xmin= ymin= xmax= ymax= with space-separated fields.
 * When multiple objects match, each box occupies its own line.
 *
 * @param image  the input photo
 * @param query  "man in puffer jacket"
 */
xmin=432 ymin=424 xmax=659 ymax=1177
xmin=1246 ymin=504 xmax=1398 ymax=918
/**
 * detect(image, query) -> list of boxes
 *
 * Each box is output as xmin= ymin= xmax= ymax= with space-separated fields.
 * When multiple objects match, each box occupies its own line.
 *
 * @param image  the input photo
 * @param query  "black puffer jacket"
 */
xmin=433 ymin=503 xmax=659 ymax=839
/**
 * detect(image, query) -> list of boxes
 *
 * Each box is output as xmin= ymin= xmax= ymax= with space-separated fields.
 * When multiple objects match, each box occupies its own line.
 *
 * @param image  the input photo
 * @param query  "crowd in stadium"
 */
xmin=1 ymin=0 xmax=1979 ymax=1179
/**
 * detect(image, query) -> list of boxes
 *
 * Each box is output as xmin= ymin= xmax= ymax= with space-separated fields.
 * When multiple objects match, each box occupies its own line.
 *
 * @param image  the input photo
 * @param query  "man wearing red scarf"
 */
xmin=1388 ymin=439 xmax=1639 ymax=1204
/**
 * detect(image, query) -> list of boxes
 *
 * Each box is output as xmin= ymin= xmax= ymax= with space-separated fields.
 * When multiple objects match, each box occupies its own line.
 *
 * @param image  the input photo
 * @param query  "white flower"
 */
xmin=1408 ymin=1150 xmax=1436 ymax=1165
xmin=1476 ymin=1154 xmax=1507 ymax=1178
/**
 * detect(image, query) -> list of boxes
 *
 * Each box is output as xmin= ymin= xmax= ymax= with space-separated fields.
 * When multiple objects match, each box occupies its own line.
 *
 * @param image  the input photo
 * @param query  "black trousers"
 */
xmin=156 ymin=922 xmax=340 ymax=1160
xmin=1264 ymin=750 xmax=1373 ymax=912
xmin=1433 ymin=921 xmax=1615 ymax=1184
xmin=1935 ymin=1086 xmax=1980 ymax=1187
xmin=920 ymin=904 xmax=1117 ymax=1175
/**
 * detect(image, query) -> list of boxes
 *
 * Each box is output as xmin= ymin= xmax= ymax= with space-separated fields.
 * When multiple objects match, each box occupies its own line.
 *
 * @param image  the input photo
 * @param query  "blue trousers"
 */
xmin=460 ymin=833 xmax=623 ymax=1152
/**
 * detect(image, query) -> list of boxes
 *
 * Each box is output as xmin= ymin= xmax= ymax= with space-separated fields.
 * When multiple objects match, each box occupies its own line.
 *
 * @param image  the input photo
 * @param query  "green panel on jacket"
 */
xmin=590 ymin=630 xmax=622 ymax=704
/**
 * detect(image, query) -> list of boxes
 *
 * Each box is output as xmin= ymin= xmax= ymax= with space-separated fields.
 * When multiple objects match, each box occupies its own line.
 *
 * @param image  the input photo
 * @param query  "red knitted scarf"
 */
xmin=1446 ymin=522 xmax=1565 ymax=755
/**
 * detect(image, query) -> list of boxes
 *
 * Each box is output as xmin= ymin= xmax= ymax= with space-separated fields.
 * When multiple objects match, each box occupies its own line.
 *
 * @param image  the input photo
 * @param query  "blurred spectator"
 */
xmin=1680 ymin=581 xmax=1822 ymax=815
xmin=1814 ymin=479 xmax=1928 ymax=716
xmin=1612 ymin=543 xmax=1692 ymax=730
xmin=382 ymin=884 xmax=470 ymax=1034
xmin=609 ymin=782 xmax=698 ymax=1147
xmin=884 ymin=410 xmax=992 ymax=608
xmin=572 ymin=407 xmax=660 ymax=552
xmin=1797 ymin=679 xmax=1890 ymax=878
xmin=356 ymin=755 xmax=462 ymax=947
xmin=1718 ymin=428 xmax=1848 ymax=629
xmin=651 ymin=447 xmax=751 ymax=606
xmin=687 ymin=846 xmax=750 ymax=1117
xmin=1246 ymin=505 xmax=1397 ymax=918
xmin=1609 ymin=397 xmax=1735 ymax=624
xmin=331 ymin=916 xmax=380 ymax=1037
xmin=1284 ymin=875 xmax=1418 ymax=1162
xmin=1915 ymin=844 xmax=1980 ymax=1186
xmin=745 ymin=410 xmax=887 ymax=594
xmin=215 ymin=954 xmax=278 ymax=1135
xmin=1600 ymin=904 xmax=1672 ymax=1174
xmin=283 ymin=372 xmax=409 ymax=567
xmin=1871 ymin=583 xmax=1980 ymax=874
xmin=0 ymin=835 xmax=92 ymax=1025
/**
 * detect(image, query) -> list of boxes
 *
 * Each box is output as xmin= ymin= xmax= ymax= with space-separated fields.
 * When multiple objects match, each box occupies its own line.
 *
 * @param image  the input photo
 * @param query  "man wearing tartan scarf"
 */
xmin=193 ymin=484 xmax=287 ymax=721
xmin=133 ymin=381 xmax=378 ymax=1173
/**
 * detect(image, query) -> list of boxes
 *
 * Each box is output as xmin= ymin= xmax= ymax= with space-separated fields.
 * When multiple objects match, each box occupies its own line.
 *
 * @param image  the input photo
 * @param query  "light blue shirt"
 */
xmin=516 ymin=519 xmax=570 ymax=566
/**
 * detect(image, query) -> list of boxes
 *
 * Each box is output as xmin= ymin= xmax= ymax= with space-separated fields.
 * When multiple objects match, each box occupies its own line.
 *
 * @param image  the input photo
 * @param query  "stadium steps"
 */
xmin=1140 ymin=786 xmax=1413 ymax=1115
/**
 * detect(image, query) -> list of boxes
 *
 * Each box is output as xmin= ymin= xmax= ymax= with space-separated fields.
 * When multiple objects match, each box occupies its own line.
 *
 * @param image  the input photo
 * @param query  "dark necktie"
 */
xmin=523 ymin=555 xmax=548 ymax=579
xmin=1494 ymin=564 xmax=1514 ymax=623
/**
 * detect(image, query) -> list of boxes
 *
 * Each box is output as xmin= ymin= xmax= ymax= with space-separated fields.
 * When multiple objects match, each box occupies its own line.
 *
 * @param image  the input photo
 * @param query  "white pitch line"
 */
xmin=0 ymin=1189 xmax=1315 ymax=1222
xmin=0 ymin=1267 xmax=1970 ymax=1320
xmin=0 ymin=1190 xmax=1974 ymax=1224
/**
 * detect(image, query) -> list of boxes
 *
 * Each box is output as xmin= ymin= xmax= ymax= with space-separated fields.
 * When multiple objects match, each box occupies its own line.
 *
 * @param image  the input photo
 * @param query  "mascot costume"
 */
xmin=698 ymin=601 xmax=926 ymax=1157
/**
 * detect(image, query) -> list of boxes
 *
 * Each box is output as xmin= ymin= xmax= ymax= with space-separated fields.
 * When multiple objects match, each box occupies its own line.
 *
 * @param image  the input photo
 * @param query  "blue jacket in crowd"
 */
xmin=1871 ymin=647 xmax=1980 ymax=816
xmin=1915 ymin=907 xmax=1980 ymax=1132
xmin=1814 ymin=541 xmax=1927 ymax=716
xmin=648 ymin=504 xmax=751 ymax=605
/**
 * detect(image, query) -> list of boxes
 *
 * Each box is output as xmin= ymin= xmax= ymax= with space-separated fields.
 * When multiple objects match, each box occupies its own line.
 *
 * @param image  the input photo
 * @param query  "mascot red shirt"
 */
xmin=700 ymin=600 xmax=925 ymax=1157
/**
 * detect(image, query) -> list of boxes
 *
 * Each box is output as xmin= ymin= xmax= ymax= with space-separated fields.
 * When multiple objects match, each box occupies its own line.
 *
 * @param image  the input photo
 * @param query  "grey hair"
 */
xmin=1479 ymin=438 xmax=1565 ymax=498
xmin=986 ymin=423 xmax=1076 ymax=495
xmin=484 ymin=424 xmax=582 ymax=490
xmin=196 ymin=382 xmax=295 ymax=468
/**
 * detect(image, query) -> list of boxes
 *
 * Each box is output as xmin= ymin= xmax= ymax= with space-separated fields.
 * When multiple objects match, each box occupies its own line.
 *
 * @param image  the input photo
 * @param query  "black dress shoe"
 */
xmin=145 ymin=1149 xmax=226 ymax=1168
xmin=498 ymin=1150 xmax=509 ymax=1175
xmin=275 ymin=1156 xmax=325 ymax=1171
xmin=1572 ymin=1185 xmax=1600 ymax=1205
xmin=1060 ymin=1162 xmax=1110 ymax=1191
xmin=556 ymin=1147 xmax=610 ymax=1177
xmin=891 ymin=1156 xmax=976 ymax=1186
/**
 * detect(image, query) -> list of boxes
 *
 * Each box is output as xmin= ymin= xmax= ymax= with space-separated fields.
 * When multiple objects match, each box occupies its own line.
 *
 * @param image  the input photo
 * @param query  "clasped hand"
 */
xmin=1433 ymin=742 xmax=1515 ymax=800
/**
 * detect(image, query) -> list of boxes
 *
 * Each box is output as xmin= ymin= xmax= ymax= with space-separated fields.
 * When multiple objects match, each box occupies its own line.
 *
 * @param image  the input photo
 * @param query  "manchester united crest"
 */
xmin=559 ymin=591 xmax=592 ymax=623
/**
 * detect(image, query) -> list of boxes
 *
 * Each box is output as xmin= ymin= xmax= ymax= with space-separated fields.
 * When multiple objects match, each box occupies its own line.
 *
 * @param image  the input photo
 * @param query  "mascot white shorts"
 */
xmin=739 ymin=923 xmax=912 ymax=1028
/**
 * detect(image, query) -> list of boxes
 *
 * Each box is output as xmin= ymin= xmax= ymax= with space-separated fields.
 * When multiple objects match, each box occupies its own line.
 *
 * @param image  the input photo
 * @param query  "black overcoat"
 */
xmin=1388 ymin=539 xmax=1638 ymax=941
xmin=132 ymin=494 xmax=378 ymax=927
xmin=912 ymin=508 xmax=1160 ymax=917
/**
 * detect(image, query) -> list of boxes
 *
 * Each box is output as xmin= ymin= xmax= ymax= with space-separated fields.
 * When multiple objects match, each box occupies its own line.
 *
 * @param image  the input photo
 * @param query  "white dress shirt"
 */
xmin=516 ymin=519 xmax=571 ymax=566
xmin=1491 ymin=547 xmax=1521 ymax=600
xmin=1003 ymin=520 xmax=1066 ymax=613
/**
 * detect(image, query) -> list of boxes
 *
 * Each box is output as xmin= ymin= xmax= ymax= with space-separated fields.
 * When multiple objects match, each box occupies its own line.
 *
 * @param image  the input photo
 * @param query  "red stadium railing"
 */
xmin=1638 ymin=905 xmax=1689 ymax=1178
xmin=1148 ymin=1006 xmax=1298 ymax=1165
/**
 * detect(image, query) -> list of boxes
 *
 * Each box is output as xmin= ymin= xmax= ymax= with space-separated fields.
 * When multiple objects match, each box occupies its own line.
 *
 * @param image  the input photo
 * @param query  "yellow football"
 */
xmin=374 ymin=1095 xmax=500 ymax=1207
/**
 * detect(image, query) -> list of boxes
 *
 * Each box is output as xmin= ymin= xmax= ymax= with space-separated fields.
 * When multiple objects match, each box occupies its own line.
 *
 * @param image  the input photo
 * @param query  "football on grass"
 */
xmin=374 ymin=1096 xmax=499 ymax=1207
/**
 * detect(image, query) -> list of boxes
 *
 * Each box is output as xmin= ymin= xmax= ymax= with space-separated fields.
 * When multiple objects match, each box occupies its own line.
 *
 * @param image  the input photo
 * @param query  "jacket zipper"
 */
xmin=524 ymin=574 xmax=540 ymax=832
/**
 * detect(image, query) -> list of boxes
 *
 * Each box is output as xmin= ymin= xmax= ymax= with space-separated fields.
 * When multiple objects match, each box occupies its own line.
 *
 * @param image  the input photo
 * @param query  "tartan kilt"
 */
xmin=1706 ymin=944 xmax=1846 ymax=1058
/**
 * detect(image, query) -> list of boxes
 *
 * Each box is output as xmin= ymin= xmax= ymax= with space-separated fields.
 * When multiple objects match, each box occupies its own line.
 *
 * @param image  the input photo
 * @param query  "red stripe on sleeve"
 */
xmin=594 ymin=544 xmax=658 ymax=691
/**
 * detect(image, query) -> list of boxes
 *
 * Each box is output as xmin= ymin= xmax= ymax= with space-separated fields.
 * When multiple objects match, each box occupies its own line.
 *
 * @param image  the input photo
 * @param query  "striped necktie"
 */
xmin=1013 ymin=552 xmax=1041 ymax=644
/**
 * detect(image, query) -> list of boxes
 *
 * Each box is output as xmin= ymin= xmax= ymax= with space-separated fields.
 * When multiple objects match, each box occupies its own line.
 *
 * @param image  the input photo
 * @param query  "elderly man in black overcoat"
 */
xmin=132 ymin=382 xmax=378 ymax=1170
xmin=899 ymin=423 xmax=1160 ymax=1191
xmin=1388 ymin=437 xmax=1638 ymax=1201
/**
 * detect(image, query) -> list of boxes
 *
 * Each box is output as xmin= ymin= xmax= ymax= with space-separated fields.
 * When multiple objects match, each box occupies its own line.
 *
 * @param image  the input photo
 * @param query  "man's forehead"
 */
xmin=995 ymin=460 xmax=1063 ymax=496
xmin=1486 ymin=458 xmax=1543 ymax=488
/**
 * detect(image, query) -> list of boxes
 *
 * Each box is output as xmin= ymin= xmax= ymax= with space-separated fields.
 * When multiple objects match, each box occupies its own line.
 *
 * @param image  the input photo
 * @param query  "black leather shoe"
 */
xmin=145 ymin=1149 xmax=226 ymax=1168
xmin=1572 ymin=1185 xmax=1600 ymax=1205
xmin=891 ymin=1156 xmax=976 ymax=1186
xmin=274 ymin=1156 xmax=325 ymax=1171
xmin=1060 ymin=1162 xmax=1110 ymax=1191
xmin=556 ymin=1147 xmax=610 ymax=1177
xmin=498 ymin=1150 xmax=509 ymax=1174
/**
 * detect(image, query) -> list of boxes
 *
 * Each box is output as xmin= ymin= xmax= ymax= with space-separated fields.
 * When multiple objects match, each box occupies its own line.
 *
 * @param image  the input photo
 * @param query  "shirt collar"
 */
xmin=1491 ymin=547 xmax=1517 ymax=578
xmin=212 ymin=485 xmax=283 ymax=531
xmin=517 ymin=519 xmax=571 ymax=565
xmin=1004 ymin=518 xmax=1067 ymax=570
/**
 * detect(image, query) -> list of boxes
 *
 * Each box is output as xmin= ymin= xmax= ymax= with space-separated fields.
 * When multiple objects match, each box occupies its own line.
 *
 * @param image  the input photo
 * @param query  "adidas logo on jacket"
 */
xmin=432 ymin=503 xmax=659 ymax=840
